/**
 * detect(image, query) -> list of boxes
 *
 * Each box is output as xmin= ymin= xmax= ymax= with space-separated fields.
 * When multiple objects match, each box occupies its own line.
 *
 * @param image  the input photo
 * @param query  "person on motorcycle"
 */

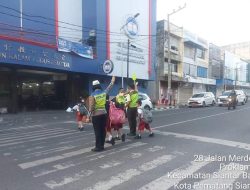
xmin=228 ymin=90 xmax=237 ymax=109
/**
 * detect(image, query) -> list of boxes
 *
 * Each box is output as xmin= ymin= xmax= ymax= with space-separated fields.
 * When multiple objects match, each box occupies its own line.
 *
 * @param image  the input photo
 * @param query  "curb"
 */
xmin=153 ymin=106 xmax=179 ymax=111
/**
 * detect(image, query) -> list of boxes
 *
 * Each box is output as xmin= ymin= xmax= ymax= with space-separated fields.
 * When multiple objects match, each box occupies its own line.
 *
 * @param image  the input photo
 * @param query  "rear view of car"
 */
xmin=138 ymin=93 xmax=153 ymax=110
xmin=188 ymin=92 xmax=216 ymax=107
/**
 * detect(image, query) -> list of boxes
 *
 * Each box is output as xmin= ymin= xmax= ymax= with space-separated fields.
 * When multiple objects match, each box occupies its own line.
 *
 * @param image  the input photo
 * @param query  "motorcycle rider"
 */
xmin=228 ymin=90 xmax=237 ymax=109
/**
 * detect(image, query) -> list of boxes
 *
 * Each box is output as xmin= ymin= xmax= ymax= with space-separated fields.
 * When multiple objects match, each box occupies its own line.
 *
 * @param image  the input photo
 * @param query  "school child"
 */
xmin=72 ymin=97 xmax=89 ymax=131
xmin=111 ymin=88 xmax=126 ymax=142
xmin=105 ymin=94 xmax=115 ymax=145
xmin=135 ymin=99 xmax=154 ymax=139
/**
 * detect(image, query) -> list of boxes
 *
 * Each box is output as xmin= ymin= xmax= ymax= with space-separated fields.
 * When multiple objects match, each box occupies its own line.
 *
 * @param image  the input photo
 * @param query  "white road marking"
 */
xmin=33 ymin=163 xmax=76 ymax=177
xmin=0 ymin=120 xmax=75 ymax=133
xmin=156 ymin=130 xmax=250 ymax=151
xmin=45 ymin=170 xmax=94 ymax=189
xmin=0 ymin=131 xmax=80 ymax=148
xmin=130 ymin=153 xmax=142 ymax=159
xmin=83 ymin=155 xmax=175 ymax=190
xmin=99 ymin=161 xmax=122 ymax=169
xmin=153 ymin=106 xmax=250 ymax=129
xmin=138 ymin=160 xmax=210 ymax=190
xmin=0 ymin=129 xmax=76 ymax=143
xmin=19 ymin=147 xmax=92 ymax=169
xmin=21 ymin=141 xmax=145 ymax=170
xmin=146 ymin=145 xmax=165 ymax=152
xmin=193 ymin=162 xmax=245 ymax=190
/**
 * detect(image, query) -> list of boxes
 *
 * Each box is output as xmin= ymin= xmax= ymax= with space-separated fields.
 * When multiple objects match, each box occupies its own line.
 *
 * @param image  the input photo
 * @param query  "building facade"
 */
xmin=0 ymin=0 xmax=156 ymax=113
xmin=222 ymin=42 xmax=250 ymax=62
xmin=179 ymin=30 xmax=216 ymax=104
xmin=149 ymin=20 xmax=183 ymax=105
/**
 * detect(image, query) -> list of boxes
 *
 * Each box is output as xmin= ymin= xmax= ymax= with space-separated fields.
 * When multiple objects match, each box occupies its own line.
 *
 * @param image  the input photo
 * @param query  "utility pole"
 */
xmin=120 ymin=13 xmax=140 ymax=88
xmin=127 ymin=39 xmax=130 ymax=84
xmin=167 ymin=3 xmax=186 ymax=105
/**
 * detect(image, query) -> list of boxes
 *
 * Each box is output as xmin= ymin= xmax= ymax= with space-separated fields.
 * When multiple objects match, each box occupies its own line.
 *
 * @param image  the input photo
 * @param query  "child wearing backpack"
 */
xmin=72 ymin=97 xmax=89 ymax=131
xmin=135 ymin=99 xmax=154 ymax=139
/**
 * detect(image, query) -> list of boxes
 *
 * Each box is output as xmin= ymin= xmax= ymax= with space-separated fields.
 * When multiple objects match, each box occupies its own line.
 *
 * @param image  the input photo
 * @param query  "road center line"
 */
xmin=155 ymin=130 xmax=250 ymax=151
xmin=153 ymin=106 xmax=250 ymax=129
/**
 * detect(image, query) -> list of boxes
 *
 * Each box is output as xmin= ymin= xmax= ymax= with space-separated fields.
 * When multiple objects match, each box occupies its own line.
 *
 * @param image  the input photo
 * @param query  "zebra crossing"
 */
xmin=1 ymin=121 xmax=250 ymax=190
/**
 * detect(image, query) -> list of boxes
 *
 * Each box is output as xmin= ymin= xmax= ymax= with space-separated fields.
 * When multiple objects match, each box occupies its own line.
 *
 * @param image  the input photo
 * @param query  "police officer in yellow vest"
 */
xmin=88 ymin=76 xmax=115 ymax=152
xmin=126 ymin=81 xmax=139 ymax=136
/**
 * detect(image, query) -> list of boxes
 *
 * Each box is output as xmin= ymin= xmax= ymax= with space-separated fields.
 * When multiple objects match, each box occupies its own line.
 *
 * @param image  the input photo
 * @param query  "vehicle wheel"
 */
xmin=228 ymin=106 xmax=230 ymax=110
xmin=242 ymin=99 xmax=246 ymax=105
xmin=202 ymin=101 xmax=206 ymax=107
xmin=219 ymin=104 xmax=222 ymax=107
xmin=212 ymin=101 xmax=215 ymax=106
xmin=144 ymin=105 xmax=150 ymax=110
xmin=233 ymin=106 xmax=236 ymax=109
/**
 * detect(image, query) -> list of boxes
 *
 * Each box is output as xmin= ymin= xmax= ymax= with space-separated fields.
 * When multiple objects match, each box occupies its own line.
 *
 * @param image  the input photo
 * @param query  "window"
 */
xmin=197 ymin=66 xmax=207 ymax=78
xmin=190 ymin=64 xmax=197 ymax=76
xmin=183 ymin=63 xmax=190 ymax=75
xmin=184 ymin=45 xmax=195 ymax=59
xmin=171 ymin=64 xmax=178 ymax=72
xmin=197 ymin=48 xmax=205 ymax=59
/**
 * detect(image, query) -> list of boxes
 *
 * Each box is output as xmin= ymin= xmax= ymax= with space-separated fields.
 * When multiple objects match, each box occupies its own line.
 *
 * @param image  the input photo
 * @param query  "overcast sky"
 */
xmin=157 ymin=0 xmax=250 ymax=46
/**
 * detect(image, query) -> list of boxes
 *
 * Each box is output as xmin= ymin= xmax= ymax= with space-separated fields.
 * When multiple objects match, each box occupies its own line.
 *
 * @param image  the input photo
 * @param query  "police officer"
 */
xmin=88 ymin=76 xmax=115 ymax=152
xmin=126 ymin=81 xmax=139 ymax=136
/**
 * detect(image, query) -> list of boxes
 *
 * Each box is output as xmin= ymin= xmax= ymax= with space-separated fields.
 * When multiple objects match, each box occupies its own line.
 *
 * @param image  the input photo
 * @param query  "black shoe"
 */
xmin=127 ymin=133 xmax=136 ymax=136
xmin=135 ymin=135 xmax=141 ymax=139
xmin=121 ymin=134 xmax=126 ymax=142
xmin=114 ymin=136 xmax=121 ymax=140
xmin=91 ymin=147 xmax=104 ymax=152
xmin=106 ymin=138 xmax=115 ymax=146
xmin=79 ymin=127 xmax=84 ymax=131
xmin=149 ymin=133 xmax=154 ymax=137
xmin=110 ymin=138 xmax=115 ymax=145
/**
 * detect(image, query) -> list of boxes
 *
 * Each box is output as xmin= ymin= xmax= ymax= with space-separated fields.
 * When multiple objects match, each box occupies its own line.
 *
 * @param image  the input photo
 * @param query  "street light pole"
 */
xmin=127 ymin=39 xmax=130 ymax=84
xmin=167 ymin=4 xmax=186 ymax=105
xmin=120 ymin=13 xmax=140 ymax=88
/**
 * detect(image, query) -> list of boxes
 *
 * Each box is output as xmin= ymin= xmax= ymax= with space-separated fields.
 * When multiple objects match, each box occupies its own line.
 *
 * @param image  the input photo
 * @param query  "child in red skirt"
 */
xmin=72 ymin=97 xmax=89 ymax=131
xmin=135 ymin=100 xmax=154 ymax=139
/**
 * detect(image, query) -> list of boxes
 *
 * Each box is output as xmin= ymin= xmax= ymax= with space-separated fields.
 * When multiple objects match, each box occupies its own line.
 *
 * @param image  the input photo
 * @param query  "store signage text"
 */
xmin=0 ymin=43 xmax=71 ymax=69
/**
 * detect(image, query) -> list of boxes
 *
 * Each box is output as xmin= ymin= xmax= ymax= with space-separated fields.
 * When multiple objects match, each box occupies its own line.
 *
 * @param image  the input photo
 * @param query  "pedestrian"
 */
xmin=105 ymin=94 xmax=115 ymax=145
xmin=135 ymin=99 xmax=154 ymax=139
xmin=111 ymin=88 xmax=126 ymax=142
xmin=126 ymin=81 xmax=139 ymax=136
xmin=87 ymin=76 xmax=115 ymax=152
xmin=72 ymin=97 xmax=89 ymax=131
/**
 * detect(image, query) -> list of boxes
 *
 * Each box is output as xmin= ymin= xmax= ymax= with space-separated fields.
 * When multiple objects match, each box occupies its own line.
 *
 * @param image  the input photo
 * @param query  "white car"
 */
xmin=217 ymin=90 xmax=247 ymax=106
xmin=138 ymin=92 xmax=153 ymax=110
xmin=235 ymin=90 xmax=247 ymax=105
xmin=188 ymin=92 xmax=216 ymax=107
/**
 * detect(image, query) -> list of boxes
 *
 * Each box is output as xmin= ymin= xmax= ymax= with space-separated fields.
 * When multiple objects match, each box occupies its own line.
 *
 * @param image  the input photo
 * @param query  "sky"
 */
xmin=157 ymin=0 xmax=250 ymax=46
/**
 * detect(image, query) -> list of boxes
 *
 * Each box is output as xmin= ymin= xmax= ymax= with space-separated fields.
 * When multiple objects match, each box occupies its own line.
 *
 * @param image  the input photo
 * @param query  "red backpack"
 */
xmin=109 ymin=102 xmax=126 ymax=125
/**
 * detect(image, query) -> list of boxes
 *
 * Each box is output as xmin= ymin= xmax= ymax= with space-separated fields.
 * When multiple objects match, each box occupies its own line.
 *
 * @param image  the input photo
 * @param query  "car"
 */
xmin=217 ymin=90 xmax=247 ymax=106
xmin=188 ymin=92 xmax=216 ymax=107
xmin=235 ymin=90 xmax=247 ymax=105
xmin=138 ymin=92 xmax=153 ymax=110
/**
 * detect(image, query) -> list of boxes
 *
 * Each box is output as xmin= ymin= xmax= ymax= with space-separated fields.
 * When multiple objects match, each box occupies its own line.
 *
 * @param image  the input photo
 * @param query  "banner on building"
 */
xmin=57 ymin=38 xmax=93 ymax=59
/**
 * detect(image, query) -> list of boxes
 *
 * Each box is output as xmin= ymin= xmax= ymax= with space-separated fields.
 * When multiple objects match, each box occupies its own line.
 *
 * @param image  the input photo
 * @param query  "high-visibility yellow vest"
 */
xmin=91 ymin=90 xmax=106 ymax=110
xmin=129 ymin=91 xmax=138 ymax=108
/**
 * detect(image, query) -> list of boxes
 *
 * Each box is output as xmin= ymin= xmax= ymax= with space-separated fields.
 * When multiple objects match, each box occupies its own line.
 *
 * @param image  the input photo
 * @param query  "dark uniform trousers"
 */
xmin=127 ymin=107 xmax=138 ymax=135
xmin=92 ymin=114 xmax=107 ymax=149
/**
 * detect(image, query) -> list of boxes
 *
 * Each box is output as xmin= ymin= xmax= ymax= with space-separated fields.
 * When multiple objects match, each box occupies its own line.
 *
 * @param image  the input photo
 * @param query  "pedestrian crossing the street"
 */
xmin=1 ymin=122 xmax=250 ymax=190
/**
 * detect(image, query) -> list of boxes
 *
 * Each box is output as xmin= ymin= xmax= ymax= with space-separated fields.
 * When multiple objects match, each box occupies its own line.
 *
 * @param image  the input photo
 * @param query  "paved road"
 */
xmin=1 ymin=104 xmax=250 ymax=190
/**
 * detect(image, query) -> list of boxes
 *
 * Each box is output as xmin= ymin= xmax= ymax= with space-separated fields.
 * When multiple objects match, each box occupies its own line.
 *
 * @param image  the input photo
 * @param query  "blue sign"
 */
xmin=57 ymin=38 xmax=93 ymax=59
